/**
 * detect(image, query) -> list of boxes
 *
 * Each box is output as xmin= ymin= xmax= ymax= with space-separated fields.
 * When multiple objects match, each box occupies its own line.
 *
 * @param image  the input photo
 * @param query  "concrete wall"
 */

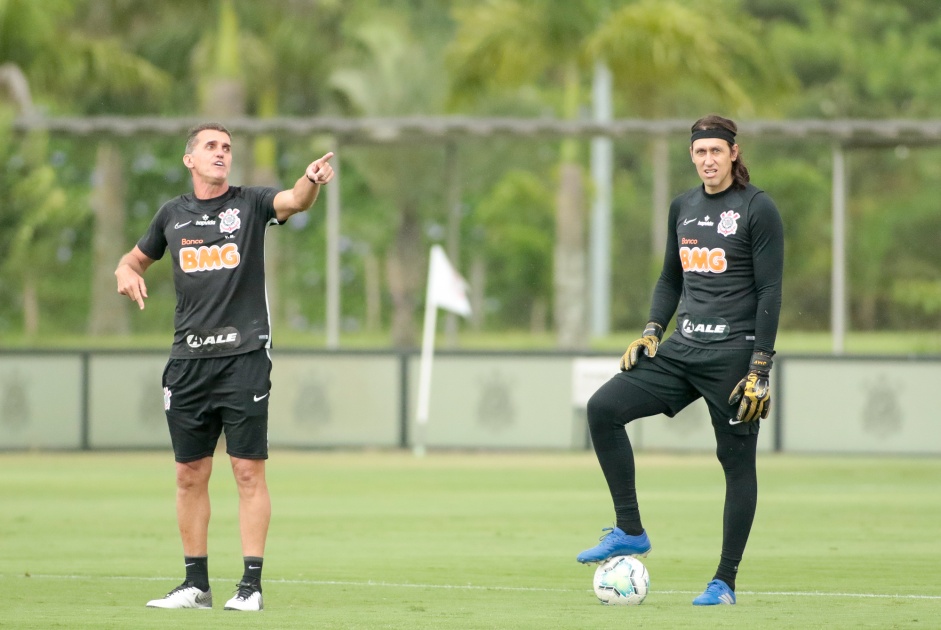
xmin=0 ymin=350 xmax=938 ymax=455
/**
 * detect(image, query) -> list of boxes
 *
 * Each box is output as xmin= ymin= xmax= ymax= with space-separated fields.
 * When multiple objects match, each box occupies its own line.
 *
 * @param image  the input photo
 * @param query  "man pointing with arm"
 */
xmin=116 ymin=122 xmax=334 ymax=612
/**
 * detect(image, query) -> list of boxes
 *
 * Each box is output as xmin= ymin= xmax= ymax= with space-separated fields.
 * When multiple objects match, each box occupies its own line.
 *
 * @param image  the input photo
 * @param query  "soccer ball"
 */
xmin=592 ymin=555 xmax=649 ymax=606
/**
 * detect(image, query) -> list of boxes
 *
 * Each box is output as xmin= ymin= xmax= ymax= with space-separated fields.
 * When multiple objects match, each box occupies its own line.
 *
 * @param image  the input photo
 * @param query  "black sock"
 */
xmin=242 ymin=556 xmax=263 ymax=588
xmin=712 ymin=431 xmax=760 ymax=594
xmin=602 ymin=439 xmax=644 ymax=536
xmin=184 ymin=556 xmax=209 ymax=591
xmin=714 ymin=560 xmax=738 ymax=592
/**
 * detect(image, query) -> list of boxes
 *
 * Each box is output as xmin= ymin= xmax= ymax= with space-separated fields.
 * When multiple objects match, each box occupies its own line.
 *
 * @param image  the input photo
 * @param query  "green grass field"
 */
xmin=2 ymin=450 xmax=939 ymax=629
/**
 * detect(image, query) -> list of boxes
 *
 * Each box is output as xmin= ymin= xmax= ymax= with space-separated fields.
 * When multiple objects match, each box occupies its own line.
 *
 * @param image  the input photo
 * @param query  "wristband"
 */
xmin=749 ymin=351 xmax=774 ymax=375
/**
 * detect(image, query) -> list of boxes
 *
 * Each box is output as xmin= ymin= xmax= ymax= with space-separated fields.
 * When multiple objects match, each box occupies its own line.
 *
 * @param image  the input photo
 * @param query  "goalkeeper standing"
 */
xmin=576 ymin=114 xmax=784 ymax=606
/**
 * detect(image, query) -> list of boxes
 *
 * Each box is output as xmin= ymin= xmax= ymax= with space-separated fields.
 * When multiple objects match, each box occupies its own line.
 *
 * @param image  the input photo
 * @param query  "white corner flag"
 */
xmin=414 ymin=245 xmax=472 ymax=456
xmin=427 ymin=245 xmax=472 ymax=317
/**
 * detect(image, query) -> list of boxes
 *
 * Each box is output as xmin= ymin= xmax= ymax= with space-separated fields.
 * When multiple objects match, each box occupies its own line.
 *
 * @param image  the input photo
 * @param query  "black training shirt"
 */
xmin=648 ymin=182 xmax=784 ymax=353
xmin=137 ymin=185 xmax=280 ymax=359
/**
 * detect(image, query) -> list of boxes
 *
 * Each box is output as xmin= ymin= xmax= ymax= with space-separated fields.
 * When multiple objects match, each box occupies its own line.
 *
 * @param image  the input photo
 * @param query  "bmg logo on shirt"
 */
xmin=180 ymin=243 xmax=241 ymax=272
xmin=679 ymin=246 xmax=727 ymax=273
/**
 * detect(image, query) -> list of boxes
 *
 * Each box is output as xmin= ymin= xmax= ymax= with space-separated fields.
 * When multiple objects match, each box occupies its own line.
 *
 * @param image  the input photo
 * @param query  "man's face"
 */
xmin=184 ymin=129 xmax=232 ymax=185
xmin=690 ymin=138 xmax=738 ymax=193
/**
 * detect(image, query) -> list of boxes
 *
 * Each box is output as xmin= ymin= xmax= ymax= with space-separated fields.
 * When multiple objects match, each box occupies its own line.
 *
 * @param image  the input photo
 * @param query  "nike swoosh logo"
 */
xmin=253 ymin=393 xmax=269 ymax=402
xmin=683 ymin=218 xmax=697 ymax=225
xmin=174 ymin=221 xmax=192 ymax=229
xmin=185 ymin=563 xmax=196 ymax=567
xmin=248 ymin=565 xmax=261 ymax=570
xmin=728 ymin=419 xmax=744 ymax=426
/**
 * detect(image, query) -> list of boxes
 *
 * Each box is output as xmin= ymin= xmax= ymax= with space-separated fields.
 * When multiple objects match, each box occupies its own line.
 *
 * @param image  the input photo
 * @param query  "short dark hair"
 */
xmin=185 ymin=122 xmax=231 ymax=154
xmin=691 ymin=114 xmax=750 ymax=189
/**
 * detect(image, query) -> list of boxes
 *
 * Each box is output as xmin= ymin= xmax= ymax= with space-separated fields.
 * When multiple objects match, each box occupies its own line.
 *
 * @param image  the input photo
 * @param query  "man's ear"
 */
xmin=183 ymin=154 xmax=193 ymax=168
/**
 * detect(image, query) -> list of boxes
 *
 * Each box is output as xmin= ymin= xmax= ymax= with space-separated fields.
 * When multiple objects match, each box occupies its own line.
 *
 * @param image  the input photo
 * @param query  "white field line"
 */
xmin=3 ymin=573 xmax=940 ymax=601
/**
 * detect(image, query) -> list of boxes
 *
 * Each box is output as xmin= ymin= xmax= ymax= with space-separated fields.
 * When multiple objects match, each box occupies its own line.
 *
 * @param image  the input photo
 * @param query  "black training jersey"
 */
xmin=137 ymin=185 xmax=280 ymax=359
xmin=648 ymin=182 xmax=784 ymax=352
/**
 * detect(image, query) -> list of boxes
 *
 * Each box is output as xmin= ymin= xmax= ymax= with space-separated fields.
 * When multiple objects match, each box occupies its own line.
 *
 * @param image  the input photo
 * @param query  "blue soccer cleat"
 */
xmin=692 ymin=579 xmax=736 ymax=606
xmin=576 ymin=527 xmax=651 ymax=564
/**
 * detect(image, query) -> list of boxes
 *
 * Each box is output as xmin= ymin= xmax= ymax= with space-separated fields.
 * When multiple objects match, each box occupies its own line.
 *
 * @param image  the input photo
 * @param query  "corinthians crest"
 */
xmin=218 ymin=208 xmax=241 ymax=234
xmin=294 ymin=373 xmax=331 ymax=427
xmin=861 ymin=377 xmax=902 ymax=437
xmin=717 ymin=210 xmax=740 ymax=237
xmin=477 ymin=371 xmax=515 ymax=431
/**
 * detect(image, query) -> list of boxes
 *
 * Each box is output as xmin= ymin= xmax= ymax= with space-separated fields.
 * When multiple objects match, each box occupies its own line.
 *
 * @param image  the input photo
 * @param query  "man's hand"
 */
xmin=116 ymin=266 xmax=148 ymax=309
xmin=115 ymin=248 xmax=152 ymax=310
xmin=276 ymin=152 xmax=338 ymax=221
xmin=620 ymin=322 xmax=664 ymax=371
xmin=728 ymin=351 xmax=774 ymax=423
xmin=305 ymin=151 xmax=335 ymax=185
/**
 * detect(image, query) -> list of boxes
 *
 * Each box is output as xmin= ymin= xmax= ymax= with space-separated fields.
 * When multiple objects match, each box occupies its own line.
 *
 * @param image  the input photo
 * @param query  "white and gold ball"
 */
xmin=592 ymin=555 xmax=649 ymax=606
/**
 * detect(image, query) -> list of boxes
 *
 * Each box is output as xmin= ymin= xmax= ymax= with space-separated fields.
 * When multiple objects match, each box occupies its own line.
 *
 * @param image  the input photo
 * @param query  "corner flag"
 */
xmin=414 ymin=245 xmax=472 ymax=456
xmin=427 ymin=245 xmax=472 ymax=317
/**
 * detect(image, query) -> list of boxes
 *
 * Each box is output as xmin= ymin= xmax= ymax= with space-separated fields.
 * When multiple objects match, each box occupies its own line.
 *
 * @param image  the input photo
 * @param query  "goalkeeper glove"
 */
xmin=728 ymin=351 xmax=774 ymax=423
xmin=620 ymin=322 xmax=664 ymax=371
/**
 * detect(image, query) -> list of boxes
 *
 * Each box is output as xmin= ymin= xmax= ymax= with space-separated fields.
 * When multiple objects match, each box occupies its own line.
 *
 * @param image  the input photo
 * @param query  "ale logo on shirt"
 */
xmin=680 ymin=316 xmax=730 ymax=341
xmin=185 ymin=327 xmax=241 ymax=353
xmin=179 ymin=243 xmax=241 ymax=272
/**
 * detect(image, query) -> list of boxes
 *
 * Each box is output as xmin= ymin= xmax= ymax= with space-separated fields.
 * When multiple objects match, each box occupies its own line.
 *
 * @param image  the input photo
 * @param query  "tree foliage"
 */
xmin=1 ymin=0 xmax=940 ymax=343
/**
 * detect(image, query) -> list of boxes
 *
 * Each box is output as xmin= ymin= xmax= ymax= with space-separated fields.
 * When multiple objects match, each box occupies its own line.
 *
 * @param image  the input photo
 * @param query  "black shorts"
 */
xmin=609 ymin=336 xmax=759 ymax=435
xmin=162 ymin=349 xmax=272 ymax=462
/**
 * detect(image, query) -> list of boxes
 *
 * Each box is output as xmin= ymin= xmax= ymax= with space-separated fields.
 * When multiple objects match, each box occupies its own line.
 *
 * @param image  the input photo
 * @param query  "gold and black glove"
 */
xmin=620 ymin=322 xmax=664 ymax=371
xmin=728 ymin=351 xmax=774 ymax=423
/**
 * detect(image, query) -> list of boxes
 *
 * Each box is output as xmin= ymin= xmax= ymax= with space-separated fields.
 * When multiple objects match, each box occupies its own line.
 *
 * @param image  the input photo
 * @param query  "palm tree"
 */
xmin=1 ymin=0 xmax=174 ymax=336
xmin=327 ymin=12 xmax=451 ymax=347
xmin=448 ymin=0 xmax=597 ymax=348
xmin=588 ymin=0 xmax=791 ymax=117
xmin=78 ymin=42 xmax=171 ymax=336
xmin=235 ymin=0 xmax=347 ymax=339
xmin=1 ymin=0 xmax=173 ymax=336
xmin=0 ymin=1 xmax=74 ymax=335
xmin=0 ymin=73 xmax=69 ymax=337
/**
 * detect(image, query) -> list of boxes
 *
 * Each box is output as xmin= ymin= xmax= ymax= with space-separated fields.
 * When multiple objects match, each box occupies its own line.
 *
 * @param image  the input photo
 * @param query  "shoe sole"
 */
xmin=577 ymin=547 xmax=651 ymax=565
